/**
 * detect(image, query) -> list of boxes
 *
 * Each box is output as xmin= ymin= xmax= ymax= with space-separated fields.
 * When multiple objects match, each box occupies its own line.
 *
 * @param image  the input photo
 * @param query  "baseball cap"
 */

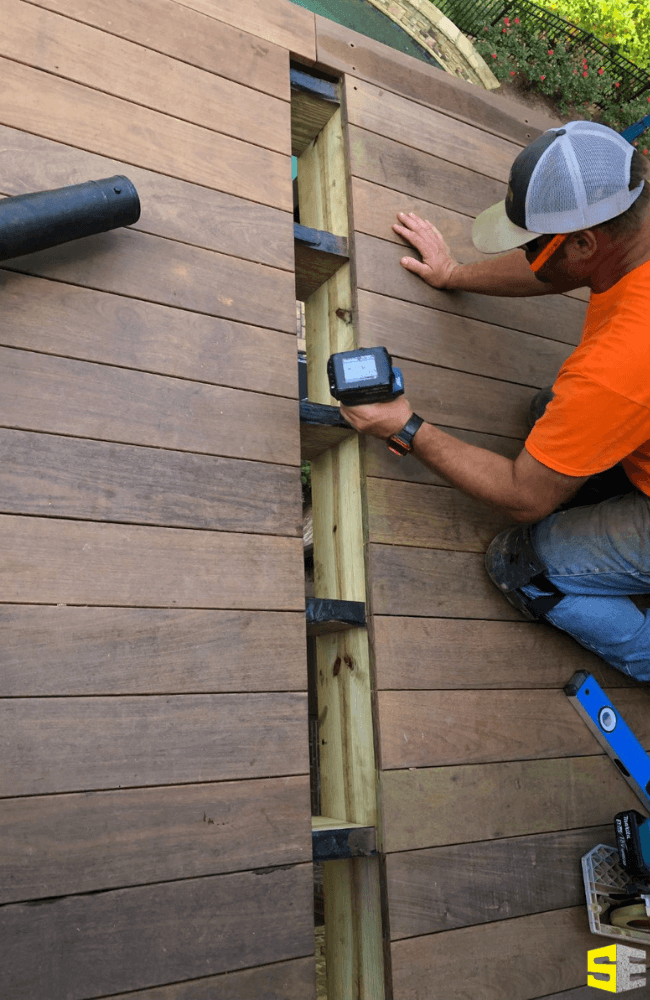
xmin=472 ymin=120 xmax=645 ymax=254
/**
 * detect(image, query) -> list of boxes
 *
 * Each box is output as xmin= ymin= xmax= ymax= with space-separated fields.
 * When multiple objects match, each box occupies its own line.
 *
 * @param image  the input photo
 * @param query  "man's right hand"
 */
xmin=392 ymin=212 xmax=460 ymax=289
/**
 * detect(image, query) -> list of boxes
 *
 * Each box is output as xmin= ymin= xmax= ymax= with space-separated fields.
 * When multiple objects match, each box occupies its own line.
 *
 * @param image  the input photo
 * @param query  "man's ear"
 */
xmin=565 ymin=229 xmax=599 ymax=259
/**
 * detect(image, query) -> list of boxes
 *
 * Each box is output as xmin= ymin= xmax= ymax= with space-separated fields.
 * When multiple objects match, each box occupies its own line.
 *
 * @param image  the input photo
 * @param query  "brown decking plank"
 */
xmin=0 ymin=57 xmax=291 ymax=209
xmin=1 ymin=692 xmax=309 ymax=795
xmin=377 ymin=688 xmax=650 ymax=769
xmin=354 ymin=233 xmax=588 ymax=343
xmin=0 ymin=348 xmax=300 ymax=464
xmin=25 ymin=0 xmax=291 ymax=100
xmin=368 ymin=542 xmax=522 ymax=619
xmin=387 ymin=826 xmax=610 ymax=939
xmin=367 ymin=477 xmax=512 ymax=552
xmin=1 ymin=776 xmax=311 ymax=902
xmin=173 ymin=0 xmax=317 ymax=60
xmin=0 ymin=429 xmax=302 ymax=535
xmin=0 ymin=515 xmax=304 ymax=609
xmin=380 ymin=757 xmax=640 ymax=852
xmin=0 ymin=126 xmax=295 ymax=270
xmin=2 ymin=229 xmax=296 ymax=333
xmin=0 ymin=865 xmax=314 ymax=1000
xmin=0 ymin=272 xmax=297 ymax=397
xmin=346 ymin=77 xmax=520 ymax=182
xmin=0 ymin=0 xmax=290 ymax=154
xmin=371 ymin=616 xmax=625 ymax=690
xmin=357 ymin=290 xmax=574 ymax=380
xmin=106 ymin=958 xmax=317 ymax=1000
xmin=390 ymin=907 xmax=599 ymax=1000
xmin=315 ymin=14 xmax=561 ymax=144
xmin=0 ymin=606 xmax=307 ymax=696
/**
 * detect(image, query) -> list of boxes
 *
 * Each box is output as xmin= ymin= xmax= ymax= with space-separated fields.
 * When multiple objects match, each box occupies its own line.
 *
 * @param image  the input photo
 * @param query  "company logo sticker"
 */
xmin=588 ymin=944 xmax=646 ymax=992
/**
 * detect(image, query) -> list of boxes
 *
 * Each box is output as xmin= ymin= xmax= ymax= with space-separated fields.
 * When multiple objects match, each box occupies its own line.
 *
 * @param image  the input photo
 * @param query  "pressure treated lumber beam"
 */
xmin=290 ymin=66 xmax=340 ymax=157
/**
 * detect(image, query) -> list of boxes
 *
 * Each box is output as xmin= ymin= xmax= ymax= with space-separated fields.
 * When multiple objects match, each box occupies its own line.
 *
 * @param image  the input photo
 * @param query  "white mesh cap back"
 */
xmin=526 ymin=121 xmax=644 ymax=233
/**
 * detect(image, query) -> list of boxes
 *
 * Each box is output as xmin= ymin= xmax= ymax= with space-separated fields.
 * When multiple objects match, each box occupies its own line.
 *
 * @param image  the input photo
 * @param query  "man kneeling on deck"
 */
xmin=340 ymin=120 xmax=650 ymax=682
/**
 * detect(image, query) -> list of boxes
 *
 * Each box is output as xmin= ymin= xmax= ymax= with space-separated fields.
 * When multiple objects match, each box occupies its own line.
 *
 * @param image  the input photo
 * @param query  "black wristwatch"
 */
xmin=387 ymin=414 xmax=424 ymax=456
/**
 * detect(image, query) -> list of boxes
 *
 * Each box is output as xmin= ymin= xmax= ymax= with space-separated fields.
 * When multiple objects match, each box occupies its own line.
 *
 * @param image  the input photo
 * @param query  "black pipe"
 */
xmin=0 ymin=175 xmax=141 ymax=262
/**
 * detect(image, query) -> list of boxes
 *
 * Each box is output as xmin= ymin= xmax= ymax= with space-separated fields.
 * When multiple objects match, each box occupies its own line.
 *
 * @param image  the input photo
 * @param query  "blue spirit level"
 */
xmin=565 ymin=671 xmax=650 ymax=883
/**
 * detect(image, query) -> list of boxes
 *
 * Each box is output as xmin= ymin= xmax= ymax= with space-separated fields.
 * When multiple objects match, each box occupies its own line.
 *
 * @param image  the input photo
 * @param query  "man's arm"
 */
xmin=393 ymin=213 xmax=587 ymax=296
xmin=339 ymin=397 xmax=589 ymax=523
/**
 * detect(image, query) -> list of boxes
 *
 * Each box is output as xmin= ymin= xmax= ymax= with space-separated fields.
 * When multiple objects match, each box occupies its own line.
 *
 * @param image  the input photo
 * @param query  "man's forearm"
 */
xmin=447 ymin=250 xmax=554 ymax=297
xmin=411 ymin=422 xmax=535 ymax=521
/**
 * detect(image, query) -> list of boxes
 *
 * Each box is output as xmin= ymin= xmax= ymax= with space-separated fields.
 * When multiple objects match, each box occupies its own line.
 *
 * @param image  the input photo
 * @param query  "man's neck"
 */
xmin=590 ymin=215 xmax=650 ymax=293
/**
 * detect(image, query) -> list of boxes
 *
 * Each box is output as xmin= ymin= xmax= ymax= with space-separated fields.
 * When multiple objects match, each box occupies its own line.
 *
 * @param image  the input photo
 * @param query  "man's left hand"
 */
xmin=339 ymin=396 xmax=414 ymax=440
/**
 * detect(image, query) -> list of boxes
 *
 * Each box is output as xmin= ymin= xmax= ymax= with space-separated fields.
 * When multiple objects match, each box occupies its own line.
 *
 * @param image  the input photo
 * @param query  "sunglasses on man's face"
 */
xmin=525 ymin=234 xmax=555 ymax=254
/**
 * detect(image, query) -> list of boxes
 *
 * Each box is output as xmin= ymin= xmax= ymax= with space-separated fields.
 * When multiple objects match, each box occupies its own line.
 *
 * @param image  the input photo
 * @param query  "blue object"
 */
xmin=565 ymin=671 xmax=650 ymax=812
xmin=621 ymin=115 xmax=650 ymax=143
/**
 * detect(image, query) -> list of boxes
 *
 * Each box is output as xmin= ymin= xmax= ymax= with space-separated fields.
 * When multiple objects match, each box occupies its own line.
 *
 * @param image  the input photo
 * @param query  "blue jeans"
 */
xmin=522 ymin=492 xmax=650 ymax=681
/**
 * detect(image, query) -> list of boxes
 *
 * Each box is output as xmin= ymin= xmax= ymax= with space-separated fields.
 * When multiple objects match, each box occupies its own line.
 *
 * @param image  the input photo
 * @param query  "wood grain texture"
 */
xmin=0 ymin=864 xmax=314 ymax=1000
xmin=0 ymin=57 xmax=291 ymax=209
xmin=173 ymin=0 xmax=317 ymax=60
xmin=368 ymin=543 xmax=523 ymax=619
xmin=106 ymin=958 xmax=317 ymax=1000
xmin=380 ymin=757 xmax=641 ymax=852
xmin=354 ymin=234 xmax=588 ymax=343
xmin=3 ymin=228 xmax=296 ymax=333
xmin=348 ymin=125 xmax=505 ymax=221
xmin=388 ymin=357 xmax=532 ymax=439
xmin=377 ymin=687 xmax=650 ymax=769
xmin=346 ymin=78 xmax=520 ymax=183
xmin=0 ymin=606 xmax=307 ymax=695
xmin=1 ymin=776 xmax=311 ymax=902
xmin=0 ymin=0 xmax=290 ymax=153
xmin=0 ymin=429 xmax=302 ymax=534
xmin=371 ymin=616 xmax=626 ymax=689
xmin=315 ymin=15 xmax=561 ymax=144
xmin=363 ymin=428 xmax=522 ymax=487
xmin=0 ymin=515 xmax=304 ymax=608
xmin=24 ymin=0 xmax=292 ymax=100
xmin=367 ymin=478 xmax=513 ymax=552
xmin=0 ymin=348 xmax=300 ymax=465
xmin=1 ymin=692 xmax=309 ymax=795
xmin=390 ymin=907 xmax=598 ymax=1000
xmin=0 ymin=271 xmax=297 ymax=396
xmin=0 ymin=126 xmax=295 ymax=270
xmin=386 ymin=826 xmax=611 ymax=939
xmin=357 ymin=290 xmax=575 ymax=380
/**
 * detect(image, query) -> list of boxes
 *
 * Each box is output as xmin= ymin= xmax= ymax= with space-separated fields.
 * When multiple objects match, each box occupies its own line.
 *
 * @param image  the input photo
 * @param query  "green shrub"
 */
xmin=474 ymin=16 xmax=650 ymax=155
xmin=536 ymin=0 xmax=650 ymax=74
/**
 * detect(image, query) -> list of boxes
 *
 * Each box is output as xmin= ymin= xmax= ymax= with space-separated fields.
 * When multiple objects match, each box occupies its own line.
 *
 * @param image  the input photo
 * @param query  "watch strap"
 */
xmin=387 ymin=413 xmax=424 ymax=456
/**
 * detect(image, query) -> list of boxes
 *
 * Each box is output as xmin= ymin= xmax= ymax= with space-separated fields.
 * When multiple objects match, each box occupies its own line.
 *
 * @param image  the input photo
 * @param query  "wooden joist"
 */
xmin=299 ymin=400 xmax=354 ymax=460
xmin=306 ymin=598 xmax=366 ymax=636
xmin=312 ymin=815 xmax=377 ymax=861
xmin=290 ymin=66 xmax=339 ymax=157
xmin=294 ymin=222 xmax=349 ymax=302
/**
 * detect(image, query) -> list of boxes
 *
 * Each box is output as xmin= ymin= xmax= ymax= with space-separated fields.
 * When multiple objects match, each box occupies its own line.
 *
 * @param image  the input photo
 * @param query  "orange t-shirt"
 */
xmin=525 ymin=258 xmax=650 ymax=497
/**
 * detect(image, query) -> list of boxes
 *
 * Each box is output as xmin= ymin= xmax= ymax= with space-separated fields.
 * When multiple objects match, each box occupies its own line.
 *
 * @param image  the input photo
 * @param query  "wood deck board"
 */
xmin=0 ymin=429 xmax=302 ymax=534
xmin=380 ymin=757 xmax=640 ymax=852
xmin=105 ymin=958 xmax=317 ymax=1000
xmin=0 ymin=606 xmax=307 ymax=696
xmin=0 ymin=515 xmax=305 ymax=609
xmin=0 ymin=126 xmax=296 ymax=270
xmin=0 ymin=57 xmax=291 ymax=209
xmin=1 ymin=692 xmax=309 ymax=795
xmin=1 ymin=776 xmax=311 ymax=902
xmin=0 ymin=347 xmax=300 ymax=464
xmin=0 ymin=864 xmax=315 ymax=1000
xmin=172 ymin=0 xmax=317 ymax=60
xmin=0 ymin=0 xmax=291 ymax=154
xmin=377 ymin=687 xmax=650 ymax=769
xmin=24 ymin=0 xmax=292 ymax=100
xmin=0 ymin=271 xmax=298 ymax=397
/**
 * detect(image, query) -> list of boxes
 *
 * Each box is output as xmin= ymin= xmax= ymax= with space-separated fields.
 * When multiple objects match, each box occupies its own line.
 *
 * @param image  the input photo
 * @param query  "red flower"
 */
xmin=492 ymin=53 xmax=497 ymax=58
xmin=540 ymin=74 xmax=546 ymax=81
xmin=510 ymin=70 xmax=516 ymax=76
xmin=548 ymin=49 xmax=554 ymax=56
xmin=574 ymin=69 xmax=578 ymax=74
xmin=615 ymin=82 xmax=620 ymax=87
xmin=514 ymin=17 xmax=520 ymax=23
xmin=583 ymin=70 xmax=588 ymax=77
xmin=598 ymin=67 xmax=604 ymax=75
xmin=502 ymin=27 xmax=507 ymax=32
xmin=644 ymin=149 xmax=649 ymax=155
xmin=504 ymin=16 xmax=510 ymax=25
